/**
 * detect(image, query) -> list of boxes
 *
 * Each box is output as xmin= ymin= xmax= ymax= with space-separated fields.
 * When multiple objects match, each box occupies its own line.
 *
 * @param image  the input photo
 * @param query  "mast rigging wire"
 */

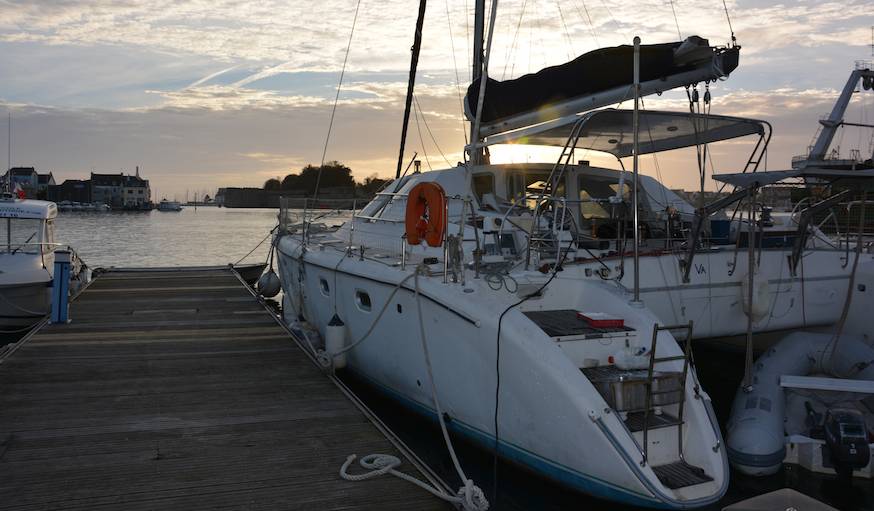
xmin=721 ymin=0 xmax=737 ymax=45
xmin=446 ymin=0 xmax=470 ymax=145
xmin=414 ymin=94 xmax=454 ymax=167
xmin=501 ymin=0 xmax=530 ymax=80
xmin=312 ymin=0 xmax=362 ymax=203
xmin=574 ymin=0 xmax=600 ymax=46
xmin=668 ymin=0 xmax=682 ymax=39
xmin=412 ymin=97 xmax=433 ymax=171
xmin=554 ymin=0 xmax=575 ymax=59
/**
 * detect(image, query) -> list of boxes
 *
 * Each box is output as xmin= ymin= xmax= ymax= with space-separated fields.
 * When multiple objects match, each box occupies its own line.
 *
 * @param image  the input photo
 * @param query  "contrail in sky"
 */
xmin=185 ymin=65 xmax=239 ymax=89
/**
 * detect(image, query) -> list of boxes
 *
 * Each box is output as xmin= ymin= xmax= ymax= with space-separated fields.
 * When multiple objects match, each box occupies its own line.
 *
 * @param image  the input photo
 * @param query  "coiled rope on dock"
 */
xmin=339 ymin=266 xmax=489 ymax=511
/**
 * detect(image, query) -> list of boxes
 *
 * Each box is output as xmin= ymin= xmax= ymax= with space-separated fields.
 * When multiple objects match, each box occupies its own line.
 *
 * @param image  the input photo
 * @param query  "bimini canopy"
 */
xmin=484 ymin=108 xmax=767 ymax=157
xmin=713 ymin=168 xmax=874 ymax=188
xmin=467 ymin=36 xmax=740 ymax=137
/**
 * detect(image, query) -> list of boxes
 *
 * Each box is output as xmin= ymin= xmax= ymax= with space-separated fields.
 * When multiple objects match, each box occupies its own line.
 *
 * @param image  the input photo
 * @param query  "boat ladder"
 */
xmin=641 ymin=321 xmax=694 ymax=467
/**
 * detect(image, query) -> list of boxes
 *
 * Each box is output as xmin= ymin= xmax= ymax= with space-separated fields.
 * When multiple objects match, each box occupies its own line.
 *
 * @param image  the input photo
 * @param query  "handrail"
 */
xmin=642 ymin=321 xmax=694 ymax=466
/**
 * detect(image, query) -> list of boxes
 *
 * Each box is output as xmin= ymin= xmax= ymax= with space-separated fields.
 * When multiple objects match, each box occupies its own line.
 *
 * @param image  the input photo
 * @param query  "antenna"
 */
xmin=871 ymin=25 xmax=873 ymax=56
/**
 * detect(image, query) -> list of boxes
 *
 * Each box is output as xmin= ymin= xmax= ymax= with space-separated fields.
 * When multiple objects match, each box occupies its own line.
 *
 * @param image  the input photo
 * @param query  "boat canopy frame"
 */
xmin=483 ymin=108 xmax=770 ymax=158
xmin=681 ymin=167 xmax=874 ymax=282
xmin=512 ymin=109 xmax=771 ymax=270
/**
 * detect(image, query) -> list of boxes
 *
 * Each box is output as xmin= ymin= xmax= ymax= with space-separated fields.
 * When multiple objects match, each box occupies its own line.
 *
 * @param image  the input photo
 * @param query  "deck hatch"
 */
xmin=523 ymin=309 xmax=633 ymax=338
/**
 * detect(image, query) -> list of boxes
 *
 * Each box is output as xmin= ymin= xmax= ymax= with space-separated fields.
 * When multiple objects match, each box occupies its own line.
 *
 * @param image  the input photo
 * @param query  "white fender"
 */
xmin=741 ymin=272 xmax=770 ymax=322
xmin=325 ymin=314 xmax=347 ymax=369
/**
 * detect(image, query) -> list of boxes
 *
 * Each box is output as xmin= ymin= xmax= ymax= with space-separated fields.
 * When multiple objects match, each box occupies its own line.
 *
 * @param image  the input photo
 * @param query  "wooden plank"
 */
xmin=0 ymin=268 xmax=446 ymax=510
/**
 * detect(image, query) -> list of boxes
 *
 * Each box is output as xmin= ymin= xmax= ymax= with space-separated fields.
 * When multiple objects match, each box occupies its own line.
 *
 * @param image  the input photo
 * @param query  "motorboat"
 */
xmin=157 ymin=199 xmax=183 ymax=211
xmin=0 ymin=195 xmax=58 ymax=330
xmin=726 ymin=259 xmax=874 ymax=480
xmin=0 ymin=194 xmax=91 ymax=332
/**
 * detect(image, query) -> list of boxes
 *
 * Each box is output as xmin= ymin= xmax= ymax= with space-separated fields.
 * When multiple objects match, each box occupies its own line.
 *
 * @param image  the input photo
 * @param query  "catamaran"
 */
xmin=273 ymin=3 xmax=872 ymax=509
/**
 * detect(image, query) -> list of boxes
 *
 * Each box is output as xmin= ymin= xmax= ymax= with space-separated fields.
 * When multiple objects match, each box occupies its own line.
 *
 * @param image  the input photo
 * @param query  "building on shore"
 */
xmin=48 ymin=179 xmax=91 ymax=203
xmin=37 ymin=167 xmax=153 ymax=209
xmin=121 ymin=168 xmax=151 ymax=209
xmin=85 ymin=170 xmax=151 ymax=208
xmin=2 ymin=167 xmax=54 ymax=199
xmin=216 ymin=186 xmax=365 ymax=209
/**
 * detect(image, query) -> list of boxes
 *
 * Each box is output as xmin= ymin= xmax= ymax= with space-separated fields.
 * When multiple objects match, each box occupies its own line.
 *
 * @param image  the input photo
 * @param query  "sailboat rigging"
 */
xmin=272 ymin=1 xmax=874 ymax=507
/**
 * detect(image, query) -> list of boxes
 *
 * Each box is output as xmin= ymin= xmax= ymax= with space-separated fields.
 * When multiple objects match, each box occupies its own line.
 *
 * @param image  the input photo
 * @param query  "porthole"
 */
xmin=355 ymin=290 xmax=372 ymax=312
xmin=319 ymin=277 xmax=330 ymax=296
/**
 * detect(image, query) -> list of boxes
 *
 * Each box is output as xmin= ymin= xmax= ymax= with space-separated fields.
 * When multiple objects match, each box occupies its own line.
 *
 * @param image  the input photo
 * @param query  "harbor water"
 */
xmin=53 ymin=207 xmax=280 ymax=268
xmin=8 ymin=207 xmax=873 ymax=510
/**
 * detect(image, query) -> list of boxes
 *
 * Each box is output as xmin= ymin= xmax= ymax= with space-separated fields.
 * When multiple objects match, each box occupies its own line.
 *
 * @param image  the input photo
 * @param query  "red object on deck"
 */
xmin=577 ymin=312 xmax=624 ymax=328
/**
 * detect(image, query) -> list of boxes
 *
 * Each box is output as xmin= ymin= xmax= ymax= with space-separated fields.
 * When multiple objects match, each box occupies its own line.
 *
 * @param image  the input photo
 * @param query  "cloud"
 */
xmin=1 ymin=1 xmax=872 ymax=197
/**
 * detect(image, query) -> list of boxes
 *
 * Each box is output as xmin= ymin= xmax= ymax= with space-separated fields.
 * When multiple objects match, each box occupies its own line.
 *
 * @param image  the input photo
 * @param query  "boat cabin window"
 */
xmin=507 ymin=172 xmax=566 ymax=210
xmin=578 ymin=176 xmax=628 ymax=220
xmin=472 ymin=173 xmax=495 ymax=202
xmin=0 ymin=218 xmax=43 ymax=254
xmin=43 ymin=219 xmax=55 ymax=254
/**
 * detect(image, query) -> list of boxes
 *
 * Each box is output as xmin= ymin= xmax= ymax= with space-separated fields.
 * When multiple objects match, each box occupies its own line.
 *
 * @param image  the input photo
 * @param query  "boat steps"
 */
xmin=651 ymin=460 xmax=713 ymax=489
xmin=624 ymin=411 xmax=683 ymax=432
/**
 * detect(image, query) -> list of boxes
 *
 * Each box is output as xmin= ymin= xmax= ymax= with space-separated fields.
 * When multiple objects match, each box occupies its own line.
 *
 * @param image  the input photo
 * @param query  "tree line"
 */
xmin=263 ymin=161 xmax=389 ymax=196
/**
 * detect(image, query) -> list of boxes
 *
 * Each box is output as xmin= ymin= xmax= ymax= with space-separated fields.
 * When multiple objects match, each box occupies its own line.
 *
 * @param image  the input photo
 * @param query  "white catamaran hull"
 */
xmin=277 ymin=236 xmax=729 ymax=509
xmin=572 ymin=248 xmax=862 ymax=339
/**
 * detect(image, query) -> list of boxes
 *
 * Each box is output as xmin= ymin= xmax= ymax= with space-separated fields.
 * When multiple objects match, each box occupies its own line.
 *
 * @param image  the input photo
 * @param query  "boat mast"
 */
xmin=468 ymin=0 xmax=486 ymax=166
xmin=395 ymin=0 xmax=428 ymax=178
xmin=631 ymin=37 xmax=642 ymax=306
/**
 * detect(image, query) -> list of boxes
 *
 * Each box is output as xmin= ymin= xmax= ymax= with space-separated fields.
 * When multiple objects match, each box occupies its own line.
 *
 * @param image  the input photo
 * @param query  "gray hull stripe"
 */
xmin=726 ymin=445 xmax=786 ymax=468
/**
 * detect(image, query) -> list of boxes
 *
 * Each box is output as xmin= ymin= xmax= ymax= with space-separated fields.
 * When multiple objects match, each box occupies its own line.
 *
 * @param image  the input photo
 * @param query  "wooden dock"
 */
xmin=0 ymin=268 xmax=447 ymax=510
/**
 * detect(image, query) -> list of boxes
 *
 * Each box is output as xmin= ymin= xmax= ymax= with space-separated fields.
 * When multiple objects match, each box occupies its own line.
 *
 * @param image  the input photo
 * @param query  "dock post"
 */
xmin=51 ymin=250 xmax=71 ymax=324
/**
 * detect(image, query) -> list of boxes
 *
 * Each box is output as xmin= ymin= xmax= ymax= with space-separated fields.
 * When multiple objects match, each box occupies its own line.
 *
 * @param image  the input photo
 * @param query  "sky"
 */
xmin=0 ymin=0 xmax=872 ymax=199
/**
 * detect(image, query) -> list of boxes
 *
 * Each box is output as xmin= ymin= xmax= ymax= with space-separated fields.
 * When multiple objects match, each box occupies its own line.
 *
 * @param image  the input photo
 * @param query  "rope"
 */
xmin=414 ymin=268 xmax=489 ymax=510
xmin=312 ymin=0 xmax=362 ymax=203
xmin=825 ymin=192 xmax=867 ymax=374
xmin=0 ymin=323 xmax=39 ymax=334
xmin=492 ymin=234 xmax=573 ymax=502
xmin=234 ymin=224 xmax=278 ymax=266
xmin=316 ymin=272 xmax=417 ymax=369
xmin=339 ymin=267 xmax=488 ymax=511
xmin=0 ymin=290 xmax=47 ymax=316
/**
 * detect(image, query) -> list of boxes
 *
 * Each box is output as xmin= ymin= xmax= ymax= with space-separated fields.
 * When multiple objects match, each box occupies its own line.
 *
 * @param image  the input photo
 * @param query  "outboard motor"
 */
xmin=823 ymin=408 xmax=870 ymax=481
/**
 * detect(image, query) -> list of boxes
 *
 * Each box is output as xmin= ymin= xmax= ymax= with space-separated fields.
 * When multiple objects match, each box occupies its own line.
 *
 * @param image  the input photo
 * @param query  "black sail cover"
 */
xmin=466 ymin=36 xmax=738 ymax=124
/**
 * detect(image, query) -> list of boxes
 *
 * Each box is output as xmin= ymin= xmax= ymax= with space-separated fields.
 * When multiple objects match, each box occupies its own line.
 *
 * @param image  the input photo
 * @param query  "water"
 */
xmin=53 ymin=207 xmax=279 ymax=268
xmin=9 ymin=208 xmax=874 ymax=509
xmin=342 ymin=342 xmax=873 ymax=511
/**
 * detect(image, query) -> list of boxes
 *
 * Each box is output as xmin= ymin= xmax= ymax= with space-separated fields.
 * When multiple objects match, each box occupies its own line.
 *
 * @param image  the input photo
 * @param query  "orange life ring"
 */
xmin=405 ymin=182 xmax=446 ymax=247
